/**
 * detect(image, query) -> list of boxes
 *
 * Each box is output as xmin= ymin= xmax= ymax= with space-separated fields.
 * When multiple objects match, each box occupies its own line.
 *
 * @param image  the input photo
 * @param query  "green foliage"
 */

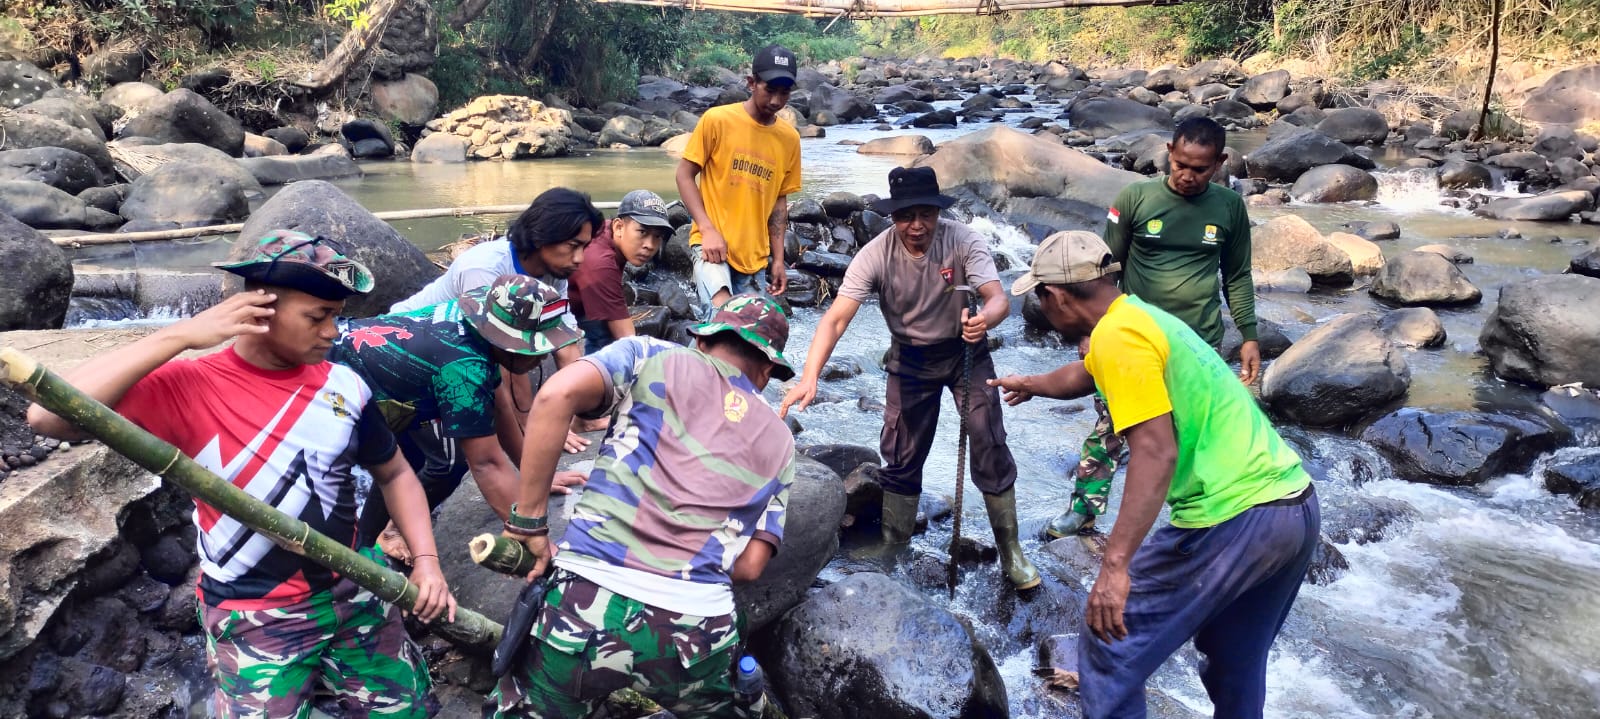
xmin=323 ymin=0 xmax=368 ymax=29
xmin=1349 ymin=23 xmax=1439 ymax=80
xmin=246 ymin=55 xmax=278 ymax=82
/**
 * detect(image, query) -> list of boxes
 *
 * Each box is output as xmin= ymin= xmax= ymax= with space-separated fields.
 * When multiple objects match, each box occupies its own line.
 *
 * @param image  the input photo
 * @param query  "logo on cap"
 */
xmin=774 ymin=55 xmax=790 ymax=67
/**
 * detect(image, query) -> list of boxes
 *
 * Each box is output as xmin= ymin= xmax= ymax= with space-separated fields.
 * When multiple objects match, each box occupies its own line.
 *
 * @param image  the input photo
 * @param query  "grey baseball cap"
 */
xmin=616 ymin=189 xmax=672 ymax=229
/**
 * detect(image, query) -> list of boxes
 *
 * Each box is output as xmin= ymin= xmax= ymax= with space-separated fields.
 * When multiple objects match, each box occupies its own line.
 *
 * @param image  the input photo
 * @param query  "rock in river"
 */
xmin=768 ymin=572 xmax=1008 ymax=719
xmin=1369 ymin=251 xmax=1482 ymax=307
xmin=1479 ymin=274 xmax=1600 ymax=387
xmin=0 ymin=210 xmax=72 ymax=330
xmin=1361 ymin=408 xmax=1570 ymax=486
xmin=1262 ymin=313 xmax=1410 ymax=427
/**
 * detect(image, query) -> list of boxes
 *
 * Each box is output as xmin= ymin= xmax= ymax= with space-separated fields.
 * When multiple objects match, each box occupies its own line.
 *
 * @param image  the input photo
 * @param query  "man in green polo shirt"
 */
xmin=1046 ymin=116 xmax=1261 ymax=538
xmin=992 ymin=230 xmax=1316 ymax=719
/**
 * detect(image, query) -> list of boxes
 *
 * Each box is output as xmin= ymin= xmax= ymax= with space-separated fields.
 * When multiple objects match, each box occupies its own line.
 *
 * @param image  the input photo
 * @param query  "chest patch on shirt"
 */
xmin=1204 ymin=225 xmax=1219 ymax=244
xmin=1146 ymin=219 xmax=1163 ymax=235
xmin=723 ymin=390 xmax=749 ymax=422
xmin=940 ymin=266 xmax=954 ymax=284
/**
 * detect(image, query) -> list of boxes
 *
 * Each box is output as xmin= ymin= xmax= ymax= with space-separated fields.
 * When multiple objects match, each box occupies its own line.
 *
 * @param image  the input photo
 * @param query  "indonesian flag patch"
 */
xmin=1107 ymin=207 xmax=1120 ymax=224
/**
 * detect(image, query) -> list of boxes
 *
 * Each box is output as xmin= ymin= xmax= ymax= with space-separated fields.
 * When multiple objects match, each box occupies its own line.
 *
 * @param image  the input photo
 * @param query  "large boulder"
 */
xmin=0 ymin=211 xmax=72 ymax=330
xmin=732 ymin=455 xmax=846 ymax=632
xmin=1290 ymin=164 xmax=1378 ymax=203
xmin=596 ymin=115 xmax=646 ymax=147
xmin=1544 ymin=456 xmax=1600 ymax=509
xmin=1479 ymin=274 xmax=1600 ymax=387
xmin=410 ymin=133 xmax=469 ymax=163
xmin=228 ymin=181 xmax=437 ymax=316
xmin=1325 ymin=232 xmax=1385 ymax=276
xmin=0 ymin=445 xmax=168 ymax=660
xmin=1369 ymin=250 xmax=1482 ymax=306
xmin=1237 ymin=70 xmax=1291 ymax=109
xmin=1360 ymin=409 xmax=1570 ymax=486
xmin=117 ymin=89 xmax=245 ymax=156
xmin=132 ymin=142 xmax=264 ymax=200
xmin=1532 ymin=126 xmax=1586 ymax=161
xmin=1315 ymin=107 xmax=1390 ymax=144
xmin=1252 ymin=214 xmax=1355 ymax=285
xmin=120 ymin=163 xmax=249 ymax=228
xmin=1177 ymin=59 xmax=1247 ymax=91
xmin=1437 ymin=159 xmax=1493 ymax=189
xmin=341 ymin=119 xmax=395 ymax=159
xmin=1246 ymin=129 xmax=1374 ymax=182
xmin=1262 ymin=313 xmax=1410 ymax=427
xmin=370 ymin=74 xmax=439 ymax=126
xmin=0 ymin=60 xmax=57 ymax=109
xmin=19 ymin=96 xmax=106 ymax=141
xmin=0 ymin=180 xmax=88 ymax=229
xmin=1474 ymin=190 xmax=1594 ymax=222
xmin=810 ymin=83 xmax=877 ymax=123
xmin=0 ymin=148 xmax=101 ymax=195
xmin=915 ymin=126 xmax=1140 ymax=220
xmin=768 ymin=572 xmax=1008 ymax=719
xmin=0 ymin=113 xmax=114 ymax=177
xmin=1379 ymin=307 xmax=1446 ymax=348
xmin=234 ymin=154 xmax=362 ymax=186
xmin=100 ymin=82 xmax=164 ymax=115
xmin=1066 ymin=96 xmax=1173 ymax=139
xmin=1522 ymin=64 xmax=1600 ymax=126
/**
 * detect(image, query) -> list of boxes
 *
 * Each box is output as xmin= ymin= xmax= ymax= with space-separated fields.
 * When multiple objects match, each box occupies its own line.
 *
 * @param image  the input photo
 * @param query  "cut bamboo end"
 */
xmin=0 ymin=347 xmax=41 ymax=386
xmin=469 ymin=533 xmax=495 ymax=564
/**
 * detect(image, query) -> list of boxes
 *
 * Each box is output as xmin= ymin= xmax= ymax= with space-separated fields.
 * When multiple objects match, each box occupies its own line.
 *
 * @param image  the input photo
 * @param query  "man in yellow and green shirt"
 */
xmin=992 ymin=230 xmax=1317 ymax=719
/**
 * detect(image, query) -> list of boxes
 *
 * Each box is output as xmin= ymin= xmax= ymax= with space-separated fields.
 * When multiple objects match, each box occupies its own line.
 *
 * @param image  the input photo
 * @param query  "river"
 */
xmin=63 ymin=98 xmax=1600 ymax=718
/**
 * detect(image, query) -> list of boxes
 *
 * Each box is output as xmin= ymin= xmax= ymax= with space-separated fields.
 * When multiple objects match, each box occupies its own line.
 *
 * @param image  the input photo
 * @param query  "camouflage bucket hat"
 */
xmin=213 ymin=230 xmax=375 ymax=301
xmin=459 ymin=274 xmax=583 ymax=356
xmin=688 ymin=295 xmax=795 ymax=381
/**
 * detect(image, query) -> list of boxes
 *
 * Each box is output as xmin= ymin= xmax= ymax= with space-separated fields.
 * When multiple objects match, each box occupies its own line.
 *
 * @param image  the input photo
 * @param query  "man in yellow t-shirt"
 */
xmin=989 ymin=230 xmax=1318 ymax=719
xmin=675 ymin=44 xmax=803 ymax=316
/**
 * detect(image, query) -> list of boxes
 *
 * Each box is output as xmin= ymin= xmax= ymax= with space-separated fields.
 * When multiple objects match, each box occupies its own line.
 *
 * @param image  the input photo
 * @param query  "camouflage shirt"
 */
xmin=328 ymin=301 xmax=500 ymax=438
xmin=557 ymin=337 xmax=795 ymax=607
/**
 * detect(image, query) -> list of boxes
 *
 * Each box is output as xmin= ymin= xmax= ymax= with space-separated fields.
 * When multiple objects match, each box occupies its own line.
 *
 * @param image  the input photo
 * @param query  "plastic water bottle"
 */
xmin=733 ymin=655 xmax=765 ymax=708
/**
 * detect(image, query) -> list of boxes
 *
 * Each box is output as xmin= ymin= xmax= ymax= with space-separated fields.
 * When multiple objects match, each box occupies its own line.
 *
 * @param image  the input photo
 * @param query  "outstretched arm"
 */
xmin=779 ymin=295 xmax=862 ymax=416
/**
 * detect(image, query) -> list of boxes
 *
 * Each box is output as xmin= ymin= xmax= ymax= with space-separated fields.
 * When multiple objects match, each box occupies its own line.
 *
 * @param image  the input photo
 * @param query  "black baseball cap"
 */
xmin=753 ymin=45 xmax=798 ymax=85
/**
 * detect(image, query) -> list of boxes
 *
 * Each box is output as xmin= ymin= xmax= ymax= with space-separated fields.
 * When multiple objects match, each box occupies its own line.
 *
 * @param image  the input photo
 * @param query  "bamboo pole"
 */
xmin=51 ymin=202 xmax=623 ymax=248
xmin=0 ymin=346 xmax=503 ymax=651
xmin=470 ymin=533 xmax=538 ymax=576
xmin=590 ymin=0 xmax=1180 ymax=16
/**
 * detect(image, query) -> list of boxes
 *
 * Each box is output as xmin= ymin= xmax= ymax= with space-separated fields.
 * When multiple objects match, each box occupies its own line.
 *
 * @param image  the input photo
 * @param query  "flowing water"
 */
xmin=61 ymin=98 xmax=1600 ymax=717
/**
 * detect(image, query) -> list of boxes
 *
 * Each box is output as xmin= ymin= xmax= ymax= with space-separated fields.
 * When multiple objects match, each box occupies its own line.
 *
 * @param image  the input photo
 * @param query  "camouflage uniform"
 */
xmin=492 ymin=298 xmax=796 ymax=718
xmin=1070 ymin=395 xmax=1128 ymax=517
xmin=201 ymin=578 xmax=430 ymax=719
xmin=487 ymin=571 xmax=759 ymax=719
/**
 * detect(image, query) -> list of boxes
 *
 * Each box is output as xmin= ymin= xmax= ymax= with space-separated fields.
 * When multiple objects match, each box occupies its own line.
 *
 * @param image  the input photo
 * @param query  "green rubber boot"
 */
xmin=1044 ymin=507 xmax=1098 ymax=539
xmin=984 ymin=488 xmax=1042 ymax=590
xmin=880 ymin=491 xmax=920 ymax=545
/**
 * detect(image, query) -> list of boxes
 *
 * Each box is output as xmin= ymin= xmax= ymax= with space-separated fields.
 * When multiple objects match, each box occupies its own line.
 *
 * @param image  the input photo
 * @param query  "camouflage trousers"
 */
xmin=487 ymin=569 xmax=758 ymax=719
xmin=1070 ymin=395 xmax=1128 ymax=517
xmin=201 ymin=578 xmax=432 ymax=719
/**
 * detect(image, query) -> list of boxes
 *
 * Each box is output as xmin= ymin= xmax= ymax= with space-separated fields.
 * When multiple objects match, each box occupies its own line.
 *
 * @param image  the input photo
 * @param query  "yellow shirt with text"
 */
xmin=684 ymin=104 xmax=803 ymax=275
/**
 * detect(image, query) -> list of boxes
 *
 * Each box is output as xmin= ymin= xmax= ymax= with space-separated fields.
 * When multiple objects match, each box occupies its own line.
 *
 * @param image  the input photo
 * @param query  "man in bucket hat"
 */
xmin=29 ymin=230 xmax=455 ymax=718
xmin=780 ymin=166 xmax=1041 ymax=590
xmin=489 ymin=295 xmax=796 ymax=719
xmin=991 ymin=230 xmax=1316 ymax=719
xmin=329 ymin=274 xmax=588 ymax=561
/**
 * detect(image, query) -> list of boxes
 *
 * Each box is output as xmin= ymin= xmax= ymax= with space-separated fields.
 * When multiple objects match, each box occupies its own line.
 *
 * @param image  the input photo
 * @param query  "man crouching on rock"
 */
xmin=991 ymin=230 xmax=1318 ymax=719
xmin=488 ymin=295 xmax=798 ymax=719
xmin=27 ymin=230 xmax=455 ymax=718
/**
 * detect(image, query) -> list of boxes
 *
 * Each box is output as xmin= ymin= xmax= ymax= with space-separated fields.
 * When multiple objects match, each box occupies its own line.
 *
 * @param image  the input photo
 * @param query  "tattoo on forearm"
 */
xmin=769 ymin=202 xmax=787 ymax=247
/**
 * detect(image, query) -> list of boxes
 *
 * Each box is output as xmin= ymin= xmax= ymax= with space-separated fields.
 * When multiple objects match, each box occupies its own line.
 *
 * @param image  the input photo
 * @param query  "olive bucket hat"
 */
xmin=458 ymin=274 xmax=583 ymax=356
xmin=213 ymin=230 xmax=375 ymax=300
xmin=687 ymin=294 xmax=795 ymax=381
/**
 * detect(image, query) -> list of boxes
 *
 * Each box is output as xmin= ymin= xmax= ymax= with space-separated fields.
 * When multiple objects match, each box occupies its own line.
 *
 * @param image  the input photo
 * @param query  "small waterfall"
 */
xmin=1374 ymin=169 xmax=1452 ymax=213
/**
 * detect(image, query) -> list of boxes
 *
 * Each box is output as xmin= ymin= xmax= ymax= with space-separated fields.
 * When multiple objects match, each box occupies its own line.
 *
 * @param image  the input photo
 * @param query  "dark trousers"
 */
xmin=1079 ymin=486 xmax=1320 ymax=719
xmin=878 ymin=339 xmax=1017 ymax=497
xmin=578 ymin=318 xmax=615 ymax=355
xmin=356 ymin=421 xmax=468 ymax=548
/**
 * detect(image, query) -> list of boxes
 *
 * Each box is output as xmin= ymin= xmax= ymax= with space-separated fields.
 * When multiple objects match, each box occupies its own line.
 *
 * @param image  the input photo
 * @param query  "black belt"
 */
xmin=1256 ymin=483 xmax=1314 ymax=508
